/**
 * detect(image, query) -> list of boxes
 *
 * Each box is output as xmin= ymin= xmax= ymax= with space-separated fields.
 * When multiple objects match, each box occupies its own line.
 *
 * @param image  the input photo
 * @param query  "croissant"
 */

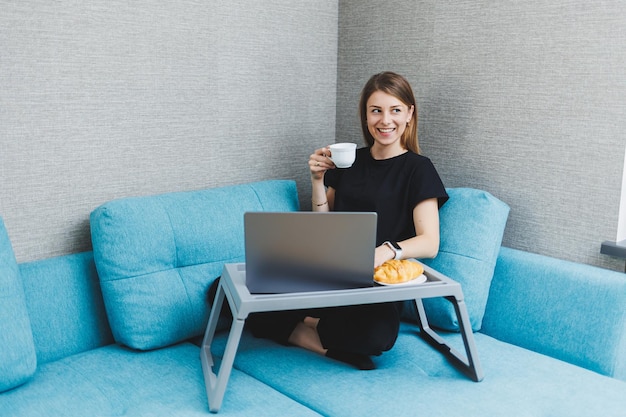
xmin=373 ymin=259 xmax=424 ymax=284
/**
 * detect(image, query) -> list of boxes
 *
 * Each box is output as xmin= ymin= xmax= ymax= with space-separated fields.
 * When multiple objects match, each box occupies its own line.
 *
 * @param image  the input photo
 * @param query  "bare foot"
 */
xmin=287 ymin=317 xmax=327 ymax=355
xmin=303 ymin=316 xmax=320 ymax=329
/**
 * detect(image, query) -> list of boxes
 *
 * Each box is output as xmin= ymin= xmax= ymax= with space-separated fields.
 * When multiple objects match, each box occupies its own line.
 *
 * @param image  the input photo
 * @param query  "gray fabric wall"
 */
xmin=2 ymin=1 xmax=624 ymax=272
xmin=338 ymin=0 xmax=625 ymax=271
xmin=1 ymin=1 xmax=338 ymax=262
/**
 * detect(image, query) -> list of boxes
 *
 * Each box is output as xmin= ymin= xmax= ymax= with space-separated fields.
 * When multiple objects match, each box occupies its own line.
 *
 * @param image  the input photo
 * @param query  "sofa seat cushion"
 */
xmin=0 ymin=342 xmax=322 ymax=417
xmin=90 ymin=180 xmax=299 ymax=350
xmin=0 ymin=217 xmax=37 ymax=392
xmin=418 ymin=188 xmax=509 ymax=331
xmin=211 ymin=323 xmax=626 ymax=417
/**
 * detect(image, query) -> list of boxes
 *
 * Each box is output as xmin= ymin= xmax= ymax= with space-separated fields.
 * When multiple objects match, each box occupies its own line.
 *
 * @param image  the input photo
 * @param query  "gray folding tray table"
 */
xmin=201 ymin=261 xmax=483 ymax=413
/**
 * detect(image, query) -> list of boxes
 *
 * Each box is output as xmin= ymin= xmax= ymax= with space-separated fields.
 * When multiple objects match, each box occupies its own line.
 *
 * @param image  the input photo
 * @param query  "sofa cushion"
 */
xmin=416 ymin=188 xmax=509 ymax=331
xmin=0 ymin=342 xmax=322 ymax=417
xmin=0 ymin=217 xmax=37 ymax=392
xmin=217 ymin=324 xmax=626 ymax=417
xmin=482 ymin=247 xmax=626 ymax=380
xmin=90 ymin=180 xmax=299 ymax=350
xmin=19 ymin=252 xmax=114 ymax=365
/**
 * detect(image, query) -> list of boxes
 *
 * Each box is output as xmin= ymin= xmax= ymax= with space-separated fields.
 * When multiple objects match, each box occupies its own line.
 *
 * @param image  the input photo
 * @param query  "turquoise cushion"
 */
xmin=215 ymin=325 xmax=626 ymax=417
xmin=483 ymin=247 xmax=626 ymax=380
xmin=417 ymin=188 xmax=509 ymax=331
xmin=19 ymin=252 xmax=114 ymax=365
xmin=90 ymin=180 xmax=299 ymax=350
xmin=0 ymin=217 xmax=37 ymax=392
xmin=0 ymin=343 xmax=322 ymax=416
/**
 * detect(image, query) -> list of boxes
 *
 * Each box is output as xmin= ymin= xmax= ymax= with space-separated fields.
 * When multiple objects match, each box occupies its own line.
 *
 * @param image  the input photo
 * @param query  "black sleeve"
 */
xmin=408 ymin=158 xmax=449 ymax=209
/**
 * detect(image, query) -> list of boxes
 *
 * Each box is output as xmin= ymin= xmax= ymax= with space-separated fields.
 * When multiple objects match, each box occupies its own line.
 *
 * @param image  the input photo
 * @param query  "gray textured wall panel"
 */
xmin=338 ymin=0 xmax=625 ymax=270
xmin=1 ymin=1 xmax=338 ymax=262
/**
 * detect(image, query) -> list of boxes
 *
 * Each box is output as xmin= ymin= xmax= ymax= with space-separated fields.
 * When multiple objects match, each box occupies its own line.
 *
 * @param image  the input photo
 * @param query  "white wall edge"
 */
xmin=617 ymin=145 xmax=626 ymax=242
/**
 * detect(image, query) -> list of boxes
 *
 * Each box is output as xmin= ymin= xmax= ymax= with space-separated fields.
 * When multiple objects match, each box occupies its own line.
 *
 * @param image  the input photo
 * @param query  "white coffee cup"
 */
xmin=329 ymin=142 xmax=357 ymax=168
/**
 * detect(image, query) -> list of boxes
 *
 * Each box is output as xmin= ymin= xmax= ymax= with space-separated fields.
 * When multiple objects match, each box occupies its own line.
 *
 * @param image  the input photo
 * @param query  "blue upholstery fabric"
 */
xmin=0 ymin=217 xmax=37 ymax=393
xmin=0 ymin=343 xmax=322 ymax=417
xmin=482 ymin=247 xmax=626 ymax=380
xmin=90 ymin=180 xmax=299 ymax=350
xmin=418 ymin=188 xmax=509 ymax=331
xmin=214 ymin=324 xmax=626 ymax=417
xmin=19 ymin=252 xmax=114 ymax=365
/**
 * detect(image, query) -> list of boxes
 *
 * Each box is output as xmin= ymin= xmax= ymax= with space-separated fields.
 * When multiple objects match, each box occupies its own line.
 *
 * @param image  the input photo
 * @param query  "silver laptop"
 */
xmin=244 ymin=211 xmax=377 ymax=293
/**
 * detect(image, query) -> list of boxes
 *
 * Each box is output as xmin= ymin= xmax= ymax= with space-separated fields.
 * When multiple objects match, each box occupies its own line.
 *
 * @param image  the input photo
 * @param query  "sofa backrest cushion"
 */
xmin=0 ymin=217 xmax=37 ymax=392
xmin=418 ymin=188 xmax=509 ymax=331
xmin=90 ymin=180 xmax=299 ymax=350
xmin=19 ymin=252 xmax=114 ymax=365
xmin=483 ymin=247 xmax=626 ymax=380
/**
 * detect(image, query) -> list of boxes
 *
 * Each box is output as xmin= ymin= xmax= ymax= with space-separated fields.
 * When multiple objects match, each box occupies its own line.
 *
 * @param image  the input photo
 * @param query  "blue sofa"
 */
xmin=1 ymin=179 xmax=625 ymax=416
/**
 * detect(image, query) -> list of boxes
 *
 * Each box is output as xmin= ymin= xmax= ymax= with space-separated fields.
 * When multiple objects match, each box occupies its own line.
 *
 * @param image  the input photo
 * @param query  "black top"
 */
xmin=324 ymin=147 xmax=448 ymax=245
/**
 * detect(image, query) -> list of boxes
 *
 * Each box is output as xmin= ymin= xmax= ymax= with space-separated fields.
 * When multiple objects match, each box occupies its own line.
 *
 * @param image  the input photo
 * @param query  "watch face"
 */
xmin=386 ymin=241 xmax=401 ymax=251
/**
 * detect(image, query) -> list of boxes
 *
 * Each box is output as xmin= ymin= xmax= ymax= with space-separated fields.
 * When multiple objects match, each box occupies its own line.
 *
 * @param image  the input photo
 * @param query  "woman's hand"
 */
xmin=375 ymin=244 xmax=396 ymax=268
xmin=309 ymin=146 xmax=336 ymax=212
xmin=309 ymin=146 xmax=335 ymax=181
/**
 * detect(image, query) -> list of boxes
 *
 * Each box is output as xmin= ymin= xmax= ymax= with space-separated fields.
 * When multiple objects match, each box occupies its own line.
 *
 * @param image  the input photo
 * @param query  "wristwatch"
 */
xmin=383 ymin=241 xmax=403 ymax=260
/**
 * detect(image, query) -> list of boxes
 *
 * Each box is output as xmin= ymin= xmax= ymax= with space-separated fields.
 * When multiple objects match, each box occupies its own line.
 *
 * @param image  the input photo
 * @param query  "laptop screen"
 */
xmin=244 ymin=211 xmax=377 ymax=293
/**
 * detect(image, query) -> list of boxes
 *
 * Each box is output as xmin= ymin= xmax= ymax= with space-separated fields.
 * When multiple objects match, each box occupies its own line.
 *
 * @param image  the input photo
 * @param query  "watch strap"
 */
xmin=383 ymin=241 xmax=403 ymax=260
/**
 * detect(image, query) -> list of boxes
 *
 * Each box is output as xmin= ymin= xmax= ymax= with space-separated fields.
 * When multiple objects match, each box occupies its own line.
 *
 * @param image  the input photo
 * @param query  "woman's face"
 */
xmin=366 ymin=90 xmax=414 ymax=149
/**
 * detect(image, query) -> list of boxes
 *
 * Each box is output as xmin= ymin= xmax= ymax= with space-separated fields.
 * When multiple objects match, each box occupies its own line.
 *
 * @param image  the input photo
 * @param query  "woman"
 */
xmin=248 ymin=71 xmax=448 ymax=370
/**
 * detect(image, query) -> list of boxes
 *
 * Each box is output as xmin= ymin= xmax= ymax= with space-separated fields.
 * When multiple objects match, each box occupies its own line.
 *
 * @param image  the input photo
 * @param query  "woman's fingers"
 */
xmin=309 ymin=147 xmax=335 ymax=172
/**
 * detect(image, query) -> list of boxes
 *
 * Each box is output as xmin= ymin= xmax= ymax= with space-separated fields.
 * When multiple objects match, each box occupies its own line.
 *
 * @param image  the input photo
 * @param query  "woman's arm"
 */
xmin=375 ymin=198 xmax=440 ymax=267
xmin=311 ymin=181 xmax=335 ymax=212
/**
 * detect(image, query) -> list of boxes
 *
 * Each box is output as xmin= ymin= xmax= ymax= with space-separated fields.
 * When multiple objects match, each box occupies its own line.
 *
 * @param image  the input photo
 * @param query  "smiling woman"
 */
xmin=252 ymin=72 xmax=449 ymax=370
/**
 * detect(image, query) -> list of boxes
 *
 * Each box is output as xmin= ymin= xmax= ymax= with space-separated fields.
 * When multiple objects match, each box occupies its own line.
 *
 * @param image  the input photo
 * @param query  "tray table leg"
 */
xmin=414 ymin=297 xmax=484 ymax=382
xmin=200 ymin=281 xmax=246 ymax=413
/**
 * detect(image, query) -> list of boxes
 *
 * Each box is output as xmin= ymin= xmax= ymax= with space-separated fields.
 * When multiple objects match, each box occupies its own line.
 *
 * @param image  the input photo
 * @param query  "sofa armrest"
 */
xmin=481 ymin=246 xmax=626 ymax=380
